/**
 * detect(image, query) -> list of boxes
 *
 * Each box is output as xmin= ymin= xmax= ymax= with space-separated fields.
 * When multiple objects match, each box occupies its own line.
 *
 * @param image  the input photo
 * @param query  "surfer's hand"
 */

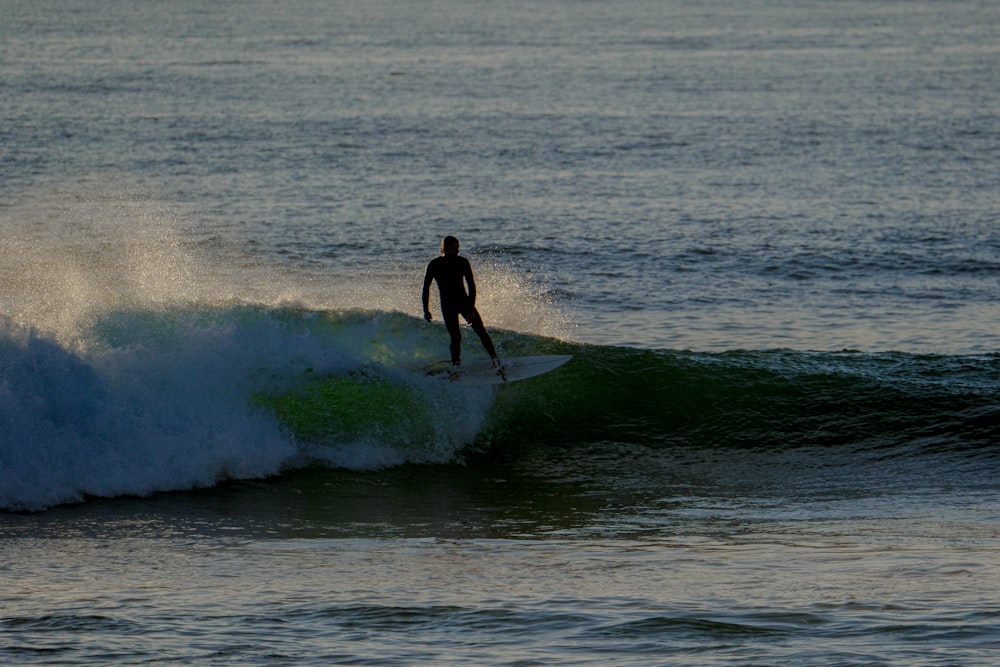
xmin=424 ymin=310 xmax=432 ymax=322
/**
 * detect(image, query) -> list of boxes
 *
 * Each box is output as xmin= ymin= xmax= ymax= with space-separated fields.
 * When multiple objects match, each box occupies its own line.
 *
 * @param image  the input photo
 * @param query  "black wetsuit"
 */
xmin=422 ymin=254 xmax=498 ymax=364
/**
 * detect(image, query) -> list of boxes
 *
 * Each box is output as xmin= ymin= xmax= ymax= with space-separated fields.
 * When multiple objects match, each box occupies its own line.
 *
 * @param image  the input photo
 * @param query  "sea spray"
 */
xmin=0 ymin=189 xmax=576 ymax=510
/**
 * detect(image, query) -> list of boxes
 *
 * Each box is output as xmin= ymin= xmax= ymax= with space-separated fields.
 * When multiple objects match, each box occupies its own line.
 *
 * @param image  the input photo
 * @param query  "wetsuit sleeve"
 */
xmin=464 ymin=258 xmax=477 ymax=306
xmin=422 ymin=262 xmax=435 ymax=313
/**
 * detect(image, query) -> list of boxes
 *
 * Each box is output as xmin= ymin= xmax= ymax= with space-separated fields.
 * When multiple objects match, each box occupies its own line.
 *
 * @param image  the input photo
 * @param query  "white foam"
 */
xmin=0 ymin=305 xmax=511 ymax=511
xmin=0 ymin=313 xmax=293 ymax=511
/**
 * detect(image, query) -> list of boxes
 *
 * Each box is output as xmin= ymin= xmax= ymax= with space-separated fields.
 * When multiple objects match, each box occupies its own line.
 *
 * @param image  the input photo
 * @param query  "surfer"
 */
xmin=422 ymin=236 xmax=500 ymax=367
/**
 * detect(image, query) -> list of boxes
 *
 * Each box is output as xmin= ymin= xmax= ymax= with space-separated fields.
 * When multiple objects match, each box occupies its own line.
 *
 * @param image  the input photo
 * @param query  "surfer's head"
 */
xmin=441 ymin=236 xmax=460 ymax=256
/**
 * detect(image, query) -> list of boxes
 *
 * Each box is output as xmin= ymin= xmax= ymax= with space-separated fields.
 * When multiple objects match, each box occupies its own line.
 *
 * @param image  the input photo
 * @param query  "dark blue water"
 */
xmin=2 ymin=1 xmax=998 ymax=664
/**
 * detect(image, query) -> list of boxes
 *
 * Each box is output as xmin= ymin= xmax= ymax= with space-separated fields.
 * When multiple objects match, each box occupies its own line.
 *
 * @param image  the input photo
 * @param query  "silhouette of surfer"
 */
xmin=422 ymin=236 xmax=500 ymax=367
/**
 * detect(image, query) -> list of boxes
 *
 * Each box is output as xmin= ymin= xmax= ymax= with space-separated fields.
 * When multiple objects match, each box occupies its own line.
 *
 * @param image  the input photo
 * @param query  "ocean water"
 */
xmin=2 ymin=0 xmax=999 ymax=664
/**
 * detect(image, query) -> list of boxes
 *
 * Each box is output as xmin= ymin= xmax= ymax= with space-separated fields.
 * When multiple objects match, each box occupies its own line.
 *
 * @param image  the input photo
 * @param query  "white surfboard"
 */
xmin=424 ymin=355 xmax=572 ymax=386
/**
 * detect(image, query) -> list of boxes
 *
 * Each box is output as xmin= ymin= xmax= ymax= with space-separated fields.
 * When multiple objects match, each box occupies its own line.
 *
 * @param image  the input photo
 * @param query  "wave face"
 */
xmin=481 ymin=344 xmax=1000 ymax=456
xmin=2 ymin=306 xmax=997 ymax=511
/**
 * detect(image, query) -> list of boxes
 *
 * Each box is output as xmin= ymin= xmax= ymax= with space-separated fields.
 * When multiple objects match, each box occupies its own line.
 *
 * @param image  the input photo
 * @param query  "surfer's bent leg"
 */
xmin=443 ymin=308 xmax=462 ymax=364
xmin=465 ymin=309 xmax=498 ymax=360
